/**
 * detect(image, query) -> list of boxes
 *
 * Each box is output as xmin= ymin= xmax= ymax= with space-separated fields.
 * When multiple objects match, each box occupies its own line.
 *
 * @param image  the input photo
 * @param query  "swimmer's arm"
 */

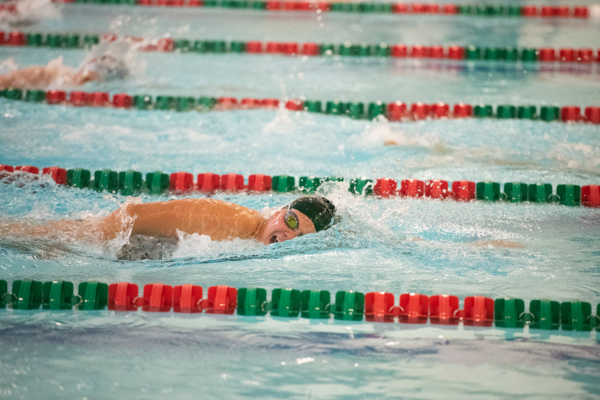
xmin=0 ymin=66 xmax=49 ymax=90
xmin=99 ymin=199 xmax=263 ymax=241
xmin=1 ymin=200 xmax=261 ymax=242
xmin=0 ymin=64 xmax=79 ymax=90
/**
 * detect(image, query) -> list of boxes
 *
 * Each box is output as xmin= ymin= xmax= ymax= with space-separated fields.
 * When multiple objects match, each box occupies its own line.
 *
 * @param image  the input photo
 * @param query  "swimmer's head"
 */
xmin=259 ymin=196 xmax=337 ymax=245
xmin=76 ymin=55 xmax=128 ymax=84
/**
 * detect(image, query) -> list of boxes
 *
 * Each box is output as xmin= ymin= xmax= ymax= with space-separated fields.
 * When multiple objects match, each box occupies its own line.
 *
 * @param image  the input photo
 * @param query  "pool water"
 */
xmin=1 ymin=4 xmax=600 ymax=399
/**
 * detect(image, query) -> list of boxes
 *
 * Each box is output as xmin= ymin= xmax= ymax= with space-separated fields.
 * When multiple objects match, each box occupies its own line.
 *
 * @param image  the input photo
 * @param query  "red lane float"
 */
xmin=399 ymin=179 xmax=424 ymax=198
xmin=266 ymin=41 xmax=282 ymax=54
xmin=170 ymin=172 xmax=194 ymax=191
xmin=561 ymin=106 xmax=581 ymax=122
xmin=431 ymin=46 xmax=444 ymax=58
xmin=91 ymin=92 xmax=110 ymax=107
xmin=398 ymin=293 xmax=429 ymax=324
xmin=559 ymin=48 xmax=575 ymax=62
xmin=8 ymin=31 xmax=24 ymax=46
xmin=453 ymin=103 xmax=472 ymax=118
xmin=429 ymin=294 xmax=460 ymax=325
xmin=173 ymin=284 xmax=203 ymax=313
xmin=216 ymin=97 xmax=238 ymax=110
xmin=42 ymin=167 xmax=67 ymax=184
xmin=265 ymin=0 xmax=280 ymax=10
xmin=220 ymin=173 xmax=244 ymax=191
xmin=285 ymin=99 xmax=304 ymax=111
xmin=582 ymin=185 xmax=600 ymax=208
xmin=70 ymin=91 xmax=90 ymax=107
xmin=425 ymin=179 xmax=449 ymax=199
xmin=113 ymin=93 xmax=132 ymax=109
xmin=261 ymin=98 xmax=279 ymax=108
xmin=521 ymin=5 xmax=537 ymax=17
xmin=392 ymin=3 xmax=408 ymax=13
xmin=282 ymin=42 xmax=298 ymax=55
xmin=374 ymin=178 xmax=397 ymax=197
xmin=538 ymin=48 xmax=556 ymax=62
xmin=241 ymin=98 xmax=261 ymax=109
xmin=248 ymin=174 xmax=271 ymax=191
xmin=573 ymin=6 xmax=588 ymax=18
xmin=301 ymin=43 xmax=320 ymax=56
xmin=585 ymin=107 xmax=600 ymax=124
xmin=198 ymin=172 xmax=221 ymax=191
xmin=0 ymin=165 xmax=14 ymax=173
xmin=447 ymin=45 xmax=464 ymax=60
xmin=108 ymin=282 xmax=139 ymax=311
xmin=391 ymin=44 xmax=408 ymax=57
xmin=578 ymin=48 xmax=594 ymax=63
xmin=452 ymin=180 xmax=475 ymax=201
xmin=387 ymin=101 xmax=407 ymax=121
xmin=365 ymin=292 xmax=395 ymax=322
xmin=443 ymin=4 xmax=457 ymax=14
xmin=205 ymin=285 xmax=237 ymax=314
xmin=411 ymin=102 xmax=430 ymax=120
xmin=46 ymin=90 xmax=67 ymax=105
xmin=142 ymin=283 xmax=173 ymax=312
xmin=411 ymin=45 xmax=431 ymax=58
xmin=246 ymin=41 xmax=262 ymax=53
xmin=15 ymin=165 xmax=39 ymax=174
xmin=431 ymin=102 xmax=450 ymax=118
xmin=457 ymin=296 xmax=494 ymax=327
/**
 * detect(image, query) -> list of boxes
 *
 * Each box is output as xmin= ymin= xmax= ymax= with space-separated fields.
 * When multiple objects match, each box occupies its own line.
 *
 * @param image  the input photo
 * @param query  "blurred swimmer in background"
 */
xmin=0 ymin=0 xmax=59 ymax=27
xmin=0 ymin=55 xmax=129 ymax=89
xmin=0 ymin=40 xmax=134 ymax=90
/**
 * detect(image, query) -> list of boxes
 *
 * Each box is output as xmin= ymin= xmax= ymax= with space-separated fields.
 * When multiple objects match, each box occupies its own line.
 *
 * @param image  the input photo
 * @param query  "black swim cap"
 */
xmin=289 ymin=196 xmax=336 ymax=232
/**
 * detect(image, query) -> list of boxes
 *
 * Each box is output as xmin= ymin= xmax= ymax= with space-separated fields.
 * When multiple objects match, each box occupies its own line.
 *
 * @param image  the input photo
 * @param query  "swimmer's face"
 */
xmin=260 ymin=209 xmax=316 ymax=245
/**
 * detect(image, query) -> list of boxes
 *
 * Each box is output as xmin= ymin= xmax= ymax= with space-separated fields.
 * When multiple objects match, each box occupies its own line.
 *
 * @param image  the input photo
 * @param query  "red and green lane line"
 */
xmin=1 ymin=278 xmax=599 ymax=331
xmin=52 ymin=0 xmax=592 ymax=19
xmin=2 ymin=165 xmax=599 ymax=208
xmin=2 ymin=88 xmax=600 ymax=125
xmin=3 ymin=30 xmax=600 ymax=65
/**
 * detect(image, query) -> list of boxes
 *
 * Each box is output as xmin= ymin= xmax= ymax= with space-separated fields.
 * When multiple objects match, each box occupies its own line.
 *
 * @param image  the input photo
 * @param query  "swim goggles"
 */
xmin=284 ymin=208 xmax=299 ymax=230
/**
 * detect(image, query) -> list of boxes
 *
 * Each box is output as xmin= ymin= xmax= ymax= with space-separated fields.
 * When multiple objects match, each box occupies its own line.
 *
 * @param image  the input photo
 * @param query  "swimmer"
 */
xmin=0 ymin=55 xmax=129 ymax=90
xmin=1 ymin=196 xmax=337 ymax=246
xmin=0 ymin=0 xmax=59 ymax=27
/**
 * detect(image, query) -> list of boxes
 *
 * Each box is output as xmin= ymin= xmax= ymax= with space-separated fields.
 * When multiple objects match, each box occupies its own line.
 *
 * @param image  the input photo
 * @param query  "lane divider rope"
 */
xmin=2 ymin=30 xmax=599 ymax=65
xmin=1 ymin=164 xmax=599 ymax=207
xmin=1 ymin=89 xmax=600 ymax=124
xmin=46 ymin=0 xmax=593 ymax=20
xmin=1 ymin=278 xmax=599 ymax=331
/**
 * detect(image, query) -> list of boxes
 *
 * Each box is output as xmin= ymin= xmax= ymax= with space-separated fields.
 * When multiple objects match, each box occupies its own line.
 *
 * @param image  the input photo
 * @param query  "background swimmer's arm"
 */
xmin=100 ymin=199 xmax=264 ymax=241
xmin=0 ymin=66 xmax=50 ymax=89
xmin=0 ymin=64 xmax=79 ymax=90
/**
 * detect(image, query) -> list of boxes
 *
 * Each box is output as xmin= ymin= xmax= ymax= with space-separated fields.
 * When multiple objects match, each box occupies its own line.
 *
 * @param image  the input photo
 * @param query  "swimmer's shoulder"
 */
xmin=168 ymin=198 xmax=262 ymax=222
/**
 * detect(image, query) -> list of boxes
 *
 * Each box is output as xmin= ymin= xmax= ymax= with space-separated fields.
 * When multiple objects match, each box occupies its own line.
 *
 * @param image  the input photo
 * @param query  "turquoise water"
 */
xmin=1 ymin=4 xmax=600 ymax=399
